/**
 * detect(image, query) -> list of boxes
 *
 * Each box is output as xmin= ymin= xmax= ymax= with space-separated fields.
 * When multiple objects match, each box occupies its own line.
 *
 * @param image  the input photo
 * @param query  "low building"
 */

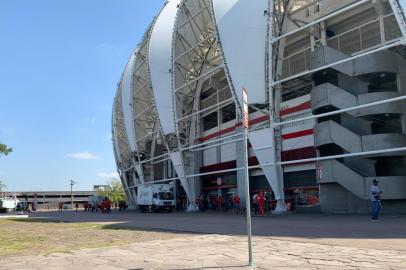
xmin=2 ymin=191 xmax=97 ymax=209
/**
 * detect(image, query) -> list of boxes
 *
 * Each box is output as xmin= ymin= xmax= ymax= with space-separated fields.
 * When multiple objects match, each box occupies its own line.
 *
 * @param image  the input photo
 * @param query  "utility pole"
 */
xmin=242 ymin=88 xmax=253 ymax=267
xmin=70 ymin=179 xmax=76 ymax=209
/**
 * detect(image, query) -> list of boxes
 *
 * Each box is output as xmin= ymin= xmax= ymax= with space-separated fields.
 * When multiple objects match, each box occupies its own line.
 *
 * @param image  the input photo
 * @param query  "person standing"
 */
xmin=264 ymin=193 xmax=270 ymax=214
xmin=252 ymin=193 xmax=258 ymax=215
xmin=256 ymin=192 xmax=265 ymax=216
xmin=370 ymin=179 xmax=383 ymax=221
xmin=198 ymin=193 xmax=205 ymax=212
xmin=227 ymin=195 xmax=233 ymax=213
xmin=31 ymin=201 xmax=36 ymax=212
xmin=233 ymin=194 xmax=241 ymax=214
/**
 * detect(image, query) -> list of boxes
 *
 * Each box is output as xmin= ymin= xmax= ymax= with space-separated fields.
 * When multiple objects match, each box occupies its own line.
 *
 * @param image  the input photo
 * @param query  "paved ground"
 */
xmin=1 ymin=234 xmax=405 ymax=270
xmin=1 ymin=211 xmax=405 ymax=269
xmin=30 ymin=210 xmax=406 ymax=250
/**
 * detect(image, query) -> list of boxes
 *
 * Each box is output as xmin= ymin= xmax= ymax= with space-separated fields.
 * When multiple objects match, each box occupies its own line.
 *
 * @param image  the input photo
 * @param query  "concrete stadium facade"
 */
xmin=112 ymin=0 xmax=406 ymax=214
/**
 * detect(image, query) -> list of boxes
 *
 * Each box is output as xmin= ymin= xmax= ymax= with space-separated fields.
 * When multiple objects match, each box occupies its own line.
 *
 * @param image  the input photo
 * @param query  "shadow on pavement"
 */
xmin=29 ymin=210 xmax=406 ymax=241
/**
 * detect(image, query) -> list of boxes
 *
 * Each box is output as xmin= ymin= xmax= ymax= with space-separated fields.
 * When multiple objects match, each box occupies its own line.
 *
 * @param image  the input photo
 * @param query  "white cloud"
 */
xmin=67 ymin=151 xmax=100 ymax=160
xmin=97 ymin=171 xmax=119 ymax=179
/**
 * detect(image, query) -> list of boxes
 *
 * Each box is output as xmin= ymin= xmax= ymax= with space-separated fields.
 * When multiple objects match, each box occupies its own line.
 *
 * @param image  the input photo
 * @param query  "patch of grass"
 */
xmin=0 ymin=228 xmax=46 ymax=256
xmin=0 ymin=218 xmax=180 ymax=257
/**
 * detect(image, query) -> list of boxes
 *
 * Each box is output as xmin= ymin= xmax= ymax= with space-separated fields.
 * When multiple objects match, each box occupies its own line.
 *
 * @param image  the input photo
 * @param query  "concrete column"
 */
xmin=397 ymin=70 xmax=406 ymax=134
xmin=122 ymin=172 xmax=135 ymax=206
xmin=192 ymin=150 xmax=203 ymax=209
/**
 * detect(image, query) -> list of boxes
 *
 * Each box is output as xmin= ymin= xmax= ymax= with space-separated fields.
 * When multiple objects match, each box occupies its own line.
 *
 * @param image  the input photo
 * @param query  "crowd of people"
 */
xmin=195 ymin=191 xmax=288 ymax=216
xmin=57 ymin=197 xmax=128 ymax=213
xmin=252 ymin=191 xmax=275 ymax=216
xmin=196 ymin=193 xmax=242 ymax=214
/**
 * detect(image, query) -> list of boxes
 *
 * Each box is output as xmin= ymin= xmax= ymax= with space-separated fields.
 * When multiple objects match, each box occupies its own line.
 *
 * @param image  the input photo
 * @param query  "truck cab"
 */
xmin=137 ymin=184 xmax=175 ymax=213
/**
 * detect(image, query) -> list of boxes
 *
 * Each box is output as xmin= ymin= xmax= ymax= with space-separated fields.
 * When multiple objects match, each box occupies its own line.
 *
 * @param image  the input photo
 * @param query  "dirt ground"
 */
xmin=0 ymin=218 xmax=189 ymax=257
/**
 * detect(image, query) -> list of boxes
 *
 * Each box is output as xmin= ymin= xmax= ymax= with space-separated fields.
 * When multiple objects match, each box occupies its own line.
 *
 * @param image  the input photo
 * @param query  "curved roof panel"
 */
xmin=211 ymin=0 xmax=268 ymax=105
xmin=121 ymin=51 xmax=138 ymax=153
xmin=148 ymin=0 xmax=180 ymax=135
xmin=112 ymin=91 xmax=122 ymax=164
xmin=114 ymin=83 xmax=132 ymax=168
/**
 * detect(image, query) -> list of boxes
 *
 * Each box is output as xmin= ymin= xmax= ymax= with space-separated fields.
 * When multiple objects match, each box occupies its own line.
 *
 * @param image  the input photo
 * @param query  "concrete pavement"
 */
xmin=1 ymin=234 xmax=405 ymax=270
xmin=31 ymin=210 xmax=406 ymax=250
xmin=2 ymin=211 xmax=405 ymax=269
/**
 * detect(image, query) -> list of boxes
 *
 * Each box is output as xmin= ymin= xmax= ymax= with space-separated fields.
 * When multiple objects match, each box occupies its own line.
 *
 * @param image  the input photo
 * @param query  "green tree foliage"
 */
xmin=98 ymin=179 xmax=125 ymax=205
xmin=0 ymin=143 xmax=12 ymax=156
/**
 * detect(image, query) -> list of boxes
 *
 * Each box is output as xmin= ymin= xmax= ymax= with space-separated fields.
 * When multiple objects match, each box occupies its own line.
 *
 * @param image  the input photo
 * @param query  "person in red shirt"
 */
xmin=106 ymin=198 xmax=112 ymax=213
xmin=83 ymin=202 xmax=88 ymax=212
xmin=256 ymin=192 xmax=265 ymax=216
xmin=233 ymin=194 xmax=241 ymax=214
xmin=101 ymin=200 xmax=106 ymax=213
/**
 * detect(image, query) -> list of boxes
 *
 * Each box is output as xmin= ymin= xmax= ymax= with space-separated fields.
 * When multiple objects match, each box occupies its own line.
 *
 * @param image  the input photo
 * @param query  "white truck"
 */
xmin=137 ymin=184 xmax=175 ymax=213
xmin=0 ymin=197 xmax=19 ymax=212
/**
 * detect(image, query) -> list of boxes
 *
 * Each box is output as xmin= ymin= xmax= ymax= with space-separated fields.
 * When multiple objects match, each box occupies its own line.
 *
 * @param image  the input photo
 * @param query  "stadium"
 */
xmin=112 ymin=0 xmax=406 ymax=214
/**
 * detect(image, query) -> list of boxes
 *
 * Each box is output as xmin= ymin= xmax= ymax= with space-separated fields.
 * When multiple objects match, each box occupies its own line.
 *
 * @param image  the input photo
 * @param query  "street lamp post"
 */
xmin=70 ymin=179 xmax=76 ymax=209
xmin=242 ymin=88 xmax=253 ymax=267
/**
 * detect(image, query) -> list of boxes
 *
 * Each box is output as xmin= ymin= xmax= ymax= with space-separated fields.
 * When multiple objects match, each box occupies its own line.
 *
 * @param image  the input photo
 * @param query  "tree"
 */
xmin=98 ymin=179 xmax=125 ymax=205
xmin=0 ymin=143 xmax=12 ymax=156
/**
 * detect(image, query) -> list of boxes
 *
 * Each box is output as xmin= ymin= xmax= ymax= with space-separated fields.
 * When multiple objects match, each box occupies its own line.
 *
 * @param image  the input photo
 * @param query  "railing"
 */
xmin=281 ymin=111 xmax=314 ymax=128
xmin=281 ymin=13 xmax=402 ymax=79
xmin=282 ymin=47 xmax=311 ymax=79
xmin=200 ymin=86 xmax=232 ymax=111
xmin=327 ymin=13 xmax=401 ymax=55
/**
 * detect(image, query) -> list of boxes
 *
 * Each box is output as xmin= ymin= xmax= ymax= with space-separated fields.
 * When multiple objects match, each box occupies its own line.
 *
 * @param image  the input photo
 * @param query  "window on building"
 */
xmin=202 ymin=112 xmax=218 ymax=131
xmin=368 ymin=72 xmax=397 ymax=92
xmin=284 ymin=170 xmax=317 ymax=188
xmin=313 ymin=68 xmax=338 ymax=86
xmin=371 ymin=115 xmax=403 ymax=134
xmin=248 ymin=104 xmax=268 ymax=114
xmin=221 ymin=104 xmax=236 ymax=123
xmin=200 ymin=87 xmax=216 ymax=100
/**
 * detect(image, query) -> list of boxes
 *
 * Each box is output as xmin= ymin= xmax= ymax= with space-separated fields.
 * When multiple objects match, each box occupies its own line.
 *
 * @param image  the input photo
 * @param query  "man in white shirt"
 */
xmin=370 ymin=179 xmax=383 ymax=221
xmin=252 ymin=194 xmax=258 ymax=215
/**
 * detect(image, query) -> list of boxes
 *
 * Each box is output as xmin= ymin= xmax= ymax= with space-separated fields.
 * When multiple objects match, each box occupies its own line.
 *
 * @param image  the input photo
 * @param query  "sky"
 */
xmin=0 ymin=0 xmax=165 ymax=191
